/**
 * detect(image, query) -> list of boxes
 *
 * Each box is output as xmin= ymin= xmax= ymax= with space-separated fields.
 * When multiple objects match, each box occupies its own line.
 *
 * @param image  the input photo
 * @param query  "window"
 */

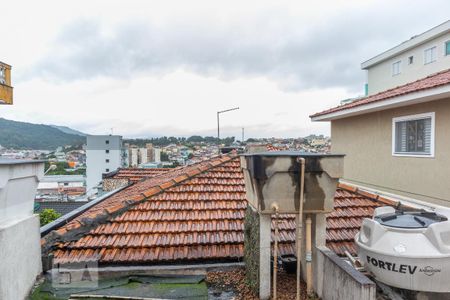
xmin=392 ymin=61 xmax=401 ymax=76
xmin=105 ymin=140 xmax=110 ymax=144
xmin=0 ymin=66 xmax=5 ymax=84
xmin=424 ymin=46 xmax=437 ymax=64
xmin=392 ymin=112 xmax=435 ymax=157
xmin=105 ymin=168 xmax=110 ymax=172
xmin=105 ymin=159 xmax=110 ymax=163
xmin=105 ymin=149 xmax=109 ymax=154
xmin=445 ymin=41 xmax=450 ymax=56
xmin=408 ymin=56 xmax=414 ymax=64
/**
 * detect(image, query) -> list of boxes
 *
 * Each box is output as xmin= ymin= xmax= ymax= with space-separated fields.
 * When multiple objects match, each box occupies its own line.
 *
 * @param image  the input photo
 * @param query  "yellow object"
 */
xmin=0 ymin=62 xmax=13 ymax=105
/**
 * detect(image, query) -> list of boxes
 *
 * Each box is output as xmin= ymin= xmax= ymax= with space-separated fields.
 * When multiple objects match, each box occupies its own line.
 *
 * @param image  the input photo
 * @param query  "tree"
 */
xmin=187 ymin=135 xmax=204 ymax=143
xmin=160 ymin=151 xmax=170 ymax=161
xmin=39 ymin=209 xmax=61 ymax=226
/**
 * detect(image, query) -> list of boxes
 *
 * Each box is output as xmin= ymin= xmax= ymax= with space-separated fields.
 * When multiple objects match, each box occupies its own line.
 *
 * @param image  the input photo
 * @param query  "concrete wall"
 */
xmin=331 ymin=98 xmax=450 ymax=207
xmin=0 ymin=215 xmax=42 ymax=300
xmin=86 ymin=135 xmax=122 ymax=192
xmin=243 ymin=206 xmax=260 ymax=294
xmin=243 ymin=207 xmax=328 ymax=299
xmin=316 ymin=247 xmax=375 ymax=300
xmin=102 ymin=178 xmax=129 ymax=192
xmin=367 ymin=32 xmax=450 ymax=95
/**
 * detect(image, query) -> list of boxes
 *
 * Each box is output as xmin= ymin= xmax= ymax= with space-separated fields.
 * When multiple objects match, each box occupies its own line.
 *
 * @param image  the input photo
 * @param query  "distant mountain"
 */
xmin=0 ymin=118 xmax=85 ymax=150
xmin=50 ymin=125 xmax=86 ymax=136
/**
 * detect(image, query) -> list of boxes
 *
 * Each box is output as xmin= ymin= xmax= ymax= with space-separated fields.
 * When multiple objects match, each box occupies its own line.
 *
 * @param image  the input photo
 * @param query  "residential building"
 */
xmin=0 ymin=61 xmax=13 ymax=105
xmin=362 ymin=20 xmax=450 ymax=95
xmin=311 ymin=21 xmax=450 ymax=207
xmin=36 ymin=175 xmax=86 ymax=201
xmin=153 ymin=147 xmax=161 ymax=162
xmin=128 ymin=145 xmax=139 ymax=167
xmin=145 ymin=143 xmax=154 ymax=162
xmin=125 ymin=143 xmax=161 ymax=167
xmin=139 ymin=147 xmax=148 ymax=164
xmin=86 ymin=135 xmax=124 ymax=193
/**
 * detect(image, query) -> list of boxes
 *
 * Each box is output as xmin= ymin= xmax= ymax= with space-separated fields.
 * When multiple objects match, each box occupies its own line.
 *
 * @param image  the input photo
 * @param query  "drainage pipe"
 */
xmin=271 ymin=203 xmax=280 ymax=300
xmin=305 ymin=215 xmax=312 ymax=295
xmin=296 ymin=157 xmax=305 ymax=300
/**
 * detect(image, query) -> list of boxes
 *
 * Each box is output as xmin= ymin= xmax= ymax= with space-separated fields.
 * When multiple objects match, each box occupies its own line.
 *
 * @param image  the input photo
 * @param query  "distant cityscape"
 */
xmin=0 ymin=133 xmax=330 ymax=204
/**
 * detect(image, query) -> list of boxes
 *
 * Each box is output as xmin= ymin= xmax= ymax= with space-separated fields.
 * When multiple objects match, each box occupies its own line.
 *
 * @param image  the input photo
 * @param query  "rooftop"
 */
xmin=311 ymin=68 xmax=450 ymax=121
xmin=42 ymin=154 xmax=393 ymax=265
xmin=103 ymin=168 xmax=173 ymax=183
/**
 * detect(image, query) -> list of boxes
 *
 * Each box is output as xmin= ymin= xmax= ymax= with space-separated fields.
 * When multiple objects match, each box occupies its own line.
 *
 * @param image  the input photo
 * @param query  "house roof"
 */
xmin=311 ymin=69 xmax=450 ymax=121
xmin=43 ymin=154 xmax=393 ymax=265
xmin=35 ymin=201 xmax=88 ymax=216
xmin=104 ymin=168 xmax=172 ymax=184
xmin=326 ymin=184 xmax=392 ymax=256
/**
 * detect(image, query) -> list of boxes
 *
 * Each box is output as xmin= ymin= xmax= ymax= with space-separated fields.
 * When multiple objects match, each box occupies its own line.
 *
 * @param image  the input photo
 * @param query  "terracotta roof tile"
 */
xmin=46 ymin=155 xmax=391 ymax=265
xmin=311 ymin=68 xmax=450 ymax=118
xmin=104 ymin=168 xmax=173 ymax=183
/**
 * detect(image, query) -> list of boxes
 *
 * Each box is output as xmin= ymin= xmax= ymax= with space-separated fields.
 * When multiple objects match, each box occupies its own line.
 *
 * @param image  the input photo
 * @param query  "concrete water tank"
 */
xmin=241 ymin=151 xmax=344 ymax=214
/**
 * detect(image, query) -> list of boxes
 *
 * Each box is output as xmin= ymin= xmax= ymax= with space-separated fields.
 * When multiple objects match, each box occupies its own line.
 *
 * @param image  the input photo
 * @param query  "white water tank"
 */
xmin=356 ymin=206 xmax=450 ymax=293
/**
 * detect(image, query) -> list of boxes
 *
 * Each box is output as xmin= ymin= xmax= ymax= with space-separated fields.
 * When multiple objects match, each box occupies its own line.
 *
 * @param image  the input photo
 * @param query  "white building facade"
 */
xmin=363 ymin=21 xmax=450 ymax=95
xmin=86 ymin=135 xmax=123 ymax=193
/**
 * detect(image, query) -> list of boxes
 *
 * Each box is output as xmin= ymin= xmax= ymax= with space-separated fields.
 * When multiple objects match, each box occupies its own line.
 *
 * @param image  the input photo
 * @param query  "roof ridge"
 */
xmin=311 ymin=67 xmax=450 ymax=118
xmin=41 ymin=154 xmax=239 ymax=255
xmin=338 ymin=182 xmax=400 ymax=207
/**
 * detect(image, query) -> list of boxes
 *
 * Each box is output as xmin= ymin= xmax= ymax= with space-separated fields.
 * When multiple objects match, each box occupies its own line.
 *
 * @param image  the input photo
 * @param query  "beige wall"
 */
xmin=331 ymin=98 xmax=450 ymax=207
xmin=367 ymin=32 xmax=450 ymax=95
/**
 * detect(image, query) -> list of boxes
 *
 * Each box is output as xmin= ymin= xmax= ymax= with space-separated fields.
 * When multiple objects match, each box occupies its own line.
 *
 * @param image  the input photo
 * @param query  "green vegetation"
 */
xmin=160 ymin=151 xmax=170 ymax=161
xmin=0 ymin=118 xmax=85 ymax=149
xmin=44 ymin=162 xmax=86 ymax=175
xmin=124 ymin=135 xmax=235 ymax=147
xmin=39 ymin=209 xmax=61 ymax=226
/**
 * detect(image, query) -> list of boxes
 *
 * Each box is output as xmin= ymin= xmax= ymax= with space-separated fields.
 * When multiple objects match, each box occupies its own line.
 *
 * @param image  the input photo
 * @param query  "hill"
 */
xmin=0 ymin=118 xmax=85 ymax=150
xmin=50 ymin=125 xmax=86 ymax=136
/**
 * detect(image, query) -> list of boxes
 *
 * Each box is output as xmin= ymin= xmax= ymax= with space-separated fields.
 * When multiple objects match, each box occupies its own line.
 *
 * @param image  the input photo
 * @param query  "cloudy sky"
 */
xmin=1 ymin=0 xmax=449 ymax=139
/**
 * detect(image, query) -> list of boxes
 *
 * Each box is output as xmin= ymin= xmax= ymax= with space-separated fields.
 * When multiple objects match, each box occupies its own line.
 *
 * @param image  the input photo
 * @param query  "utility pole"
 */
xmin=242 ymin=127 xmax=245 ymax=144
xmin=217 ymin=107 xmax=239 ymax=154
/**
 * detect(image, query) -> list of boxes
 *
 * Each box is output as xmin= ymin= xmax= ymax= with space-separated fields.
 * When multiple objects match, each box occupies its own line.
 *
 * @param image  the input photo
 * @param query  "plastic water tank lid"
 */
xmin=375 ymin=211 xmax=448 ymax=229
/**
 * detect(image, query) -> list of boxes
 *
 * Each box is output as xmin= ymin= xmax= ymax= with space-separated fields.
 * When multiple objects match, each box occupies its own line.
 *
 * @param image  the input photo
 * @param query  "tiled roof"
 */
xmin=104 ymin=168 xmax=172 ymax=183
xmin=311 ymin=69 xmax=450 ymax=118
xmin=43 ymin=155 xmax=393 ymax=265
xmin=35 ymin=201 xmax=88 ymax=216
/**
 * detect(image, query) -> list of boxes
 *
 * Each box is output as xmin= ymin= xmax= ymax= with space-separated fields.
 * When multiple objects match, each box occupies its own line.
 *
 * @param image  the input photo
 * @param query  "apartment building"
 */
xmin=363 ymin=21 xmax=450 ymax=95
xmin=312 ymin=20 xmax=450 ymax=207
xmin=126 ymin=143 xmax=161 ymax=167
xmin=86 ymin=135 xmax=124 ymax=193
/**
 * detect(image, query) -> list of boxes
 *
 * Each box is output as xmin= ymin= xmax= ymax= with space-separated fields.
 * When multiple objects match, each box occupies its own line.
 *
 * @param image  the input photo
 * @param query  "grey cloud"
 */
xmin=27 ymin=3 xmax=450 ymax=92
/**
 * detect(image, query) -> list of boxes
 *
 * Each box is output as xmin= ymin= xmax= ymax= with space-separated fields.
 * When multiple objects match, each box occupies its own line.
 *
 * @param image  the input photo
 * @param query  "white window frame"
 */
xmin=424 ymin=46 xmax=437 ymax=64
xmin=445 ymin=40 xmax=450 ymax=56
xmin=392 ymin=112 xmax=435 ymax=158
xmin=392 ymin=60 xmax=401 ymax=76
